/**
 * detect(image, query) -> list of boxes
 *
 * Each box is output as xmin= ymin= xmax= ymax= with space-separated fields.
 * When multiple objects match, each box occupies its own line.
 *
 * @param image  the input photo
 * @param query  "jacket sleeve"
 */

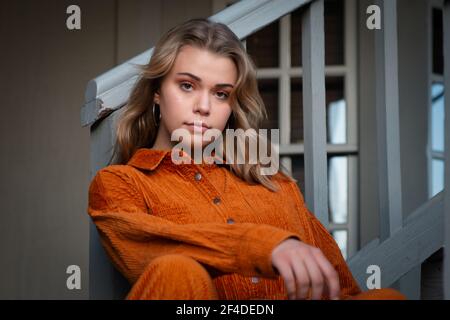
xmin=87 ymin=167 xmax=302 ymax=284
xmin=285 ymin=178 xmax=362 ymax=299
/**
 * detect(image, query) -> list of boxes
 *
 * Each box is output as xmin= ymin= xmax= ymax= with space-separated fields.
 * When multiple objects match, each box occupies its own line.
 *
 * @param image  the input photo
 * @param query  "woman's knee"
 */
xmin=152 ymin=254 xmax=207 ymax=271
xmin=126 ymin=254 xmax=218 ymax=300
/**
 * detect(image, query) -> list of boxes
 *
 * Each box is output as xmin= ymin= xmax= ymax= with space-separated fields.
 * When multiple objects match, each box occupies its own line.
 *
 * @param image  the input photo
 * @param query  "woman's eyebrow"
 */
xmin=176 ymin=72 xmax=234 ymax=88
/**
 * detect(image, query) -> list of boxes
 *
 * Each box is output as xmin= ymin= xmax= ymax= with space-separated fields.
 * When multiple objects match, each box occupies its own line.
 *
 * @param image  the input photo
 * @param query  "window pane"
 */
xmin=332 ymin=230 xmax=347 ymax=260
xmin=328 ymin=156 xmax=348 ymax=224
xmin=290 ymin=6 xmax=303 ymax=66
xmin=432 ymin=8 xmax=443 ymax=75
xmin=431 ymin=83 xmax=445 ymax=152
xmin=289 ymin=154 xmax=349 ymax=225
xmin=290 ymin=77 xmax=304 ymax=143
xmin=291 ymin=0 xmax=345 ymax=67
xmin=290 ymin=155 xmax=305 ymax=194
xmin=246 ymin=21 xmax=279 ymax=68
xmin=290 ymin=77 xmax=346 ymax=144
xmin=327 ymin=77 xmax=346 ymax=144
xmin=431 ymin=159 xmax=444 ymax=197
xmin=258 ymin=79 xmax=279 ymax=130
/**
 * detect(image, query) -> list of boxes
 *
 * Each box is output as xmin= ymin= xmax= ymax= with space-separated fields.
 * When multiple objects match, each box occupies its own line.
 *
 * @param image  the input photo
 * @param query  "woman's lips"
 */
xmin=185 ymin=122 xmax=210 ymax=133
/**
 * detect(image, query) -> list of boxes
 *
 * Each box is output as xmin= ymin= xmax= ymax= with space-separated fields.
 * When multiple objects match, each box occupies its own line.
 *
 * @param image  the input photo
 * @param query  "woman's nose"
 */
xmin=193 ymin=90 xmax=211 ymax=115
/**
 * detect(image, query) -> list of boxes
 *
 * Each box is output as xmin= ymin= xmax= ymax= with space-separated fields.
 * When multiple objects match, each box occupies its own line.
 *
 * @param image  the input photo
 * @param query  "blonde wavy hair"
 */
xmin=110 ymin=18 xmax=296 ymax=192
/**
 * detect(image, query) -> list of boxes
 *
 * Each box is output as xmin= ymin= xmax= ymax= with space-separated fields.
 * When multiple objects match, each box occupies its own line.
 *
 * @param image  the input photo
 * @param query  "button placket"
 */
xmin=179 ymin=166 xmax=229 ymax=219
xmin=195 ymin=171 xmax=220 ymax=205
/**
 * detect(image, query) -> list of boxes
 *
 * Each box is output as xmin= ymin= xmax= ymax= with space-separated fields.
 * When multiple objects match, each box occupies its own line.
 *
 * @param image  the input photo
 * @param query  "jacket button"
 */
xmin=213 ymin=196 xmax=221 ymax=204
xmin=226 ymin=218 xmax=235 ymax=224
xmin=251 ymin=277 xmax=260 ymax=284
xmin=194 ymin=172 xmax=202 ymax=181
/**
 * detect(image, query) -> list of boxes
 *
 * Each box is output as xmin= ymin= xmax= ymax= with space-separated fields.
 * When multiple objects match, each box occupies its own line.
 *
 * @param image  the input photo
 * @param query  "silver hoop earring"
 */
xmin=152 ymin=103 xmax=161 ymax=126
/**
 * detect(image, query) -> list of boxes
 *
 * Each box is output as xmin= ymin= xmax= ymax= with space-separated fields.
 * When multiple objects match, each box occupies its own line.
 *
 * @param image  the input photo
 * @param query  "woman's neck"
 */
xmin=151 ymin=124 xmax=175 ymax=151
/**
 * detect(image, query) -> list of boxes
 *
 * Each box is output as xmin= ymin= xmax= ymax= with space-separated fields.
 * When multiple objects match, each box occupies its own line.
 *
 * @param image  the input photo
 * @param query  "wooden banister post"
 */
xmin=374 ymin=0 xmax=422 ymax=299
xmin=374 ymin=0 xmax=403 ymax=241
xmin=301 ymin=0 xmax=329 ymax=227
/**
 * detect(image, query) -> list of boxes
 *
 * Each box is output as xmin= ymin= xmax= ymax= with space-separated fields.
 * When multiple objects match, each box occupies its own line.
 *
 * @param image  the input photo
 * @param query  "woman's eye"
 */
xmin=180 ymin=82 xmax=193 ymax=91
xmin=216 ymin=91 xmax=229 ymax=100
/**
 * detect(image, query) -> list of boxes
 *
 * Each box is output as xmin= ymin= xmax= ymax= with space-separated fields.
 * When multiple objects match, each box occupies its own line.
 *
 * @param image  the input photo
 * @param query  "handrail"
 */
xmin=348 ymin=192 xmax=444 ymax=289
xmin=80 ymin=0 xmax=313 ymax=127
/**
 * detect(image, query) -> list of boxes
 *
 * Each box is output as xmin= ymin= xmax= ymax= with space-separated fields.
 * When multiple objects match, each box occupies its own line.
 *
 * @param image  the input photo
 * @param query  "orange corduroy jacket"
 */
xmin=87 ymin=147 xmax=396 ymax=300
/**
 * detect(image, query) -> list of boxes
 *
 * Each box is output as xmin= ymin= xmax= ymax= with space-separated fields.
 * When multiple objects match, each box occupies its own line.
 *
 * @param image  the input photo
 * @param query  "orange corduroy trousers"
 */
xmin=125 ymin=254 xmax=406 ymax=300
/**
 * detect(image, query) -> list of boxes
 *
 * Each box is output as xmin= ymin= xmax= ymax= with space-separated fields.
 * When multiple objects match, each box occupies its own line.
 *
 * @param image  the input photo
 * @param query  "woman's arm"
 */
xmin=88 ymin=167 xmax=302 ymax=285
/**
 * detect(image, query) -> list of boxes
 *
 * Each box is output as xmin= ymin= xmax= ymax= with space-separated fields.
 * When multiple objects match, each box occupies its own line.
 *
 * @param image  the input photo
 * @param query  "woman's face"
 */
xmin=153 ymin=45 xmax=237 ymax=151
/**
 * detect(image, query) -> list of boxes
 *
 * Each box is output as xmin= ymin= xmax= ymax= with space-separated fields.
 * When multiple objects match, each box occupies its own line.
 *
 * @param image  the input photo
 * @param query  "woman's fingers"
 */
xmin=311 ymin=248 xmax=341 ymax=300
xmin=290 ymin=256 xmax=310 ymax=299
xmin=302 ymin=249 xmax=325 ymax=300
xmin=271 ymin=239 xmax=341 ymax=300
xmin=273 ymin=259 xmax=297 ymax=300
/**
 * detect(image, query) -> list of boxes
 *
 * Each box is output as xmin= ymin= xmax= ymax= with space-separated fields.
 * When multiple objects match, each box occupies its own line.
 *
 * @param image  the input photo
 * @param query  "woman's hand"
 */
xmin=271 ymin=238 xmax=341 ymax=300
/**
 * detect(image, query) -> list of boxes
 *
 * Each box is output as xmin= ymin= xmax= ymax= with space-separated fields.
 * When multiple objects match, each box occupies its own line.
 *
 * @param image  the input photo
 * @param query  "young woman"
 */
xmin=87 ymin=18 xmax=406 ymax=300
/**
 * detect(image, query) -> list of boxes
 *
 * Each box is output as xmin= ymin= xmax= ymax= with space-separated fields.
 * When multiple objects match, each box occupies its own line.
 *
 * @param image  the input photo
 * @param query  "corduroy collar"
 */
xmin=127 ymin=148 xmax=226 ymax=171
xmin=127 ymin=148 xmax=170 ymax=171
